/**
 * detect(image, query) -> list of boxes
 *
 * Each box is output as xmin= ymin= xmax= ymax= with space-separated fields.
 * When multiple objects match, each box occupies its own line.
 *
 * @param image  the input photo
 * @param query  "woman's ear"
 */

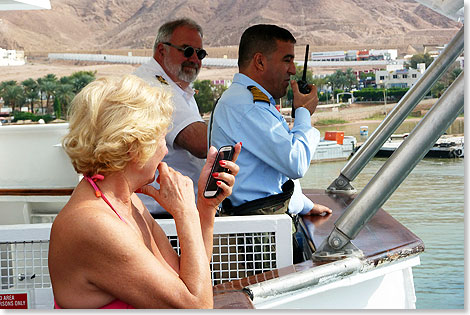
xmin=127 ymin=142 xmax=140 ymax=164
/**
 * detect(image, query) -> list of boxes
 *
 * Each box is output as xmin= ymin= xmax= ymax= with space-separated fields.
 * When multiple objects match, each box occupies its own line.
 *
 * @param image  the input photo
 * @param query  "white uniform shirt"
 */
xmin=134 ymin=58 xmax=206 ymax=214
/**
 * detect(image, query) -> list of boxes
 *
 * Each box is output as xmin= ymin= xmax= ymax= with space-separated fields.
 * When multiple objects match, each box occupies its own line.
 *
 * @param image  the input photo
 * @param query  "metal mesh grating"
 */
xmin=0 ymin=241 xmax=51 ymax=290
xmin=0 ymin=215 xmax=291 ymax=300
xmin=0 ymin=232 xmax=278 ymax=291
xmin=168 ymin=232 xmax=277 ymax=285
xmin=0 ymin=216 xmax=291 ymax=308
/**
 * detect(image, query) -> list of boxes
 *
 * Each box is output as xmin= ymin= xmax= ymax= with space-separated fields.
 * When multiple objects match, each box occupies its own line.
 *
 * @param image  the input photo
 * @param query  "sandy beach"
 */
xmin=1 ymin=60 xmax=453 ymax=127
xmin=1 ymin=59 xmax=237 ymax=82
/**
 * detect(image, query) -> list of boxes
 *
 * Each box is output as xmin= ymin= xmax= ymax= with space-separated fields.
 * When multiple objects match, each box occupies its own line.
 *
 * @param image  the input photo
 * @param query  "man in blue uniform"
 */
xmin=210 ymin=24 xmax=331 ymax=216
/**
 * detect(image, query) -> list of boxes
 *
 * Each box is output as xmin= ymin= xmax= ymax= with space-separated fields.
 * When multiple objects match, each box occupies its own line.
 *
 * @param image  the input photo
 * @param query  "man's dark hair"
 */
xmin=238 ymin=24 xmax=296 ymax=69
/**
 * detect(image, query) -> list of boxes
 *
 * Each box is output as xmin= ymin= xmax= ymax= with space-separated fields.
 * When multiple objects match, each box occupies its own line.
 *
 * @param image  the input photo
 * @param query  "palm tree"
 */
xmin=38 ymin=74 xmax=59 ymax=114
xmin=59 ymin=76 xmax=73 ymax=85
xmin=337 ymin=70 xmax=349 ymax=90
xmin=36 ymin=78 xmax=46 ymax=113
xmin=344 ymin=68 xmax=358 ymax=91
xmin=1 ymin=80 xmax=18 ymax=89
xmin=22 ymin=78 xmax=40 ymax=113
xmin=69 ymin=72 xmax=95 ymax=93
xmin=44 ymin=73 xmax=58 ymax=82
xmin=2 ymin=84 xmax=25 ymax=112
xmin=41 ymin=79 xmax=57 ymax=115
xmin=54 ymin=84 xmax=75 ymax=119
xmin=0 ymin=80 xmax=19 ymax=102
xmin=327 ymin=71 xmax=343 ymax=91
xmin=406 ymin=53 xmax=434 ymax=69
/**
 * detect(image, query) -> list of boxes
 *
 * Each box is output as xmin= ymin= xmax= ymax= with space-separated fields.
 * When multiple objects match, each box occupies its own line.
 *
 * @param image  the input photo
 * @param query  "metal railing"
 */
xmin=315 ymin=70 xmax=464 ymax=256
xmin=326 ymin=26 xmax=464 ymax=195
xmin=315 ymin=25 xmax=465 ymax=256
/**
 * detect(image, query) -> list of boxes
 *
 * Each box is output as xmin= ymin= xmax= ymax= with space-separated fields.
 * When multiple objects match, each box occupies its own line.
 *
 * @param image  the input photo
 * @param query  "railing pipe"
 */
xmin=326 ymin=26 xmax=464 ymax=194
xmin=325 ymin=71 xmax=464 ymax=249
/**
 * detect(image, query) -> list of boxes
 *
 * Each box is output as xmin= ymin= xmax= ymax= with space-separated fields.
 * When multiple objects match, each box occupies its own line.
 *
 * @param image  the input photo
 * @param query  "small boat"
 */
xmin=376 ymin=134 xmax=464 ymax=158
xmin=313 ymin=132 xmax=357 ymax=162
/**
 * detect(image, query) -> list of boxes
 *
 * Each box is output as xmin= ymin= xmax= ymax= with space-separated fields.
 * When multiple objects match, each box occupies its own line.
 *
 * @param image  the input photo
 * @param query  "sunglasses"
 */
xmin=162 ymin=42 xmax=207 ymax=60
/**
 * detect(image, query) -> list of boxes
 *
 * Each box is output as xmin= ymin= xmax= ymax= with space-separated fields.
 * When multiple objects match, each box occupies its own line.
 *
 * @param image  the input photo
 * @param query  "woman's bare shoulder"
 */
xmin=49 ymin=198 xmax=144 ymax=308
xmin=51 ymin=197 xmax=128 ymax=250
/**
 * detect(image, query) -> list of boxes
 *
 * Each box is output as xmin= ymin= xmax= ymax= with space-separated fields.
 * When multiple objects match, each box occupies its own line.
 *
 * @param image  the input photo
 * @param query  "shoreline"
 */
xmin=310 ymin=99 xmax=449 ymax=126
xmin=318 ymin=115 xmax=464 ymax=127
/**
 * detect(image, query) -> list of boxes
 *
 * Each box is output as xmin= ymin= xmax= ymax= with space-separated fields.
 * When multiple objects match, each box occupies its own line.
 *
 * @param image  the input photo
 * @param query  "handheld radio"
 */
xmin=292 ymin=44 xmax=310 ymax=118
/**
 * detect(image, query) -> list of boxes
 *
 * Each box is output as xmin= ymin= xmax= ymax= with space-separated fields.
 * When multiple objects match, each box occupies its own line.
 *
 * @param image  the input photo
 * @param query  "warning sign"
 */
xmin=0 ymin=293 xmax=28 ymax=309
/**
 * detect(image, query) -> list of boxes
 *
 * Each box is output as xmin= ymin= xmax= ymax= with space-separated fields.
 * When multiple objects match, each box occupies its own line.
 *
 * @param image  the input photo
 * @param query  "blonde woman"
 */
xmin=48 ymin=75 xmax=241 ymax=309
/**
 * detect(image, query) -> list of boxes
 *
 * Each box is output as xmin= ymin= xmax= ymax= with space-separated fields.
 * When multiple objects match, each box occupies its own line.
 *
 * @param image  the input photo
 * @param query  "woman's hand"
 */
xmin=196 ymin=142 xmax=242 ymax=216
xmin=139 ymin=162 xmax=198 ymax=219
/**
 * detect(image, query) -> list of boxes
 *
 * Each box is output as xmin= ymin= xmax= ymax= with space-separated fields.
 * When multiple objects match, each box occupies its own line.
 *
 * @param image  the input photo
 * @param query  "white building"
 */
xmin=375 ymin=64 xmax=425 ymax=89
xmin=0 ymin=48 xmax=25 ymax=66
xmin=311 ymin=51 xmax=346 ymax=62
xmin=345 ymin=50 xmax=357 ymax=61
xmin=311 ymin=49 xmax=398 ymax=62
xmin=369 ymin=49 xmax=398 ymax=61
xmin=385 ymin=63 xmax=405 ymax=72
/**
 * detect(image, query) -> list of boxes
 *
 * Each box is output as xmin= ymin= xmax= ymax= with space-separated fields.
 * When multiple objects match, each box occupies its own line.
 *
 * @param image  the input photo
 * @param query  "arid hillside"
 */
xmin=0 ymin=0 xmax=461 ymax=54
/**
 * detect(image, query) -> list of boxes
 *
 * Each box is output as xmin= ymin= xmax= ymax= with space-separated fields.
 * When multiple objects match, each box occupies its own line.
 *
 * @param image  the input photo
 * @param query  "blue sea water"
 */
xmin=301 ymin=157 xmax=465 ymax=309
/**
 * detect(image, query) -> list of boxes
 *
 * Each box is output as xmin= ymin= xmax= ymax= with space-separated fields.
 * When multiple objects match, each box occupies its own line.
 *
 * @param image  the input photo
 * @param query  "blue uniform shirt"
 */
xmin=209 ymin=73 xmax=320 ymax=215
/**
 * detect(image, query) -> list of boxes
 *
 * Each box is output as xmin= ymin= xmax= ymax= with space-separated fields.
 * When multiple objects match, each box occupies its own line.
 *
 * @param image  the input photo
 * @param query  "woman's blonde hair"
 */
xmin=63 ymin=74 xmax=173 ymax=176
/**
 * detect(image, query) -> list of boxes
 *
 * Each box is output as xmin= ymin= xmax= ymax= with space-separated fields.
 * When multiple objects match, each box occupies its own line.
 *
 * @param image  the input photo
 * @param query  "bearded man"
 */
xmin=134 ymin=18 xmax=208 ymax=218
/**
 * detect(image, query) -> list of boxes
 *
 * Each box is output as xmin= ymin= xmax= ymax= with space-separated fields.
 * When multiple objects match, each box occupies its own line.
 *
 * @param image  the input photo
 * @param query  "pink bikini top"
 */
xmin=84 ymin=174 xmax=127 ymax=223
xmin=54 ymin=174 xmax=135 ymax=309
xmin=54 ymin=298 xmax=135 ymax=309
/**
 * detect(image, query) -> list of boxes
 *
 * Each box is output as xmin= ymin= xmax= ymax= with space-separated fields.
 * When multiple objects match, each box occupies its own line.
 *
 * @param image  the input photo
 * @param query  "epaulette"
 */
xmin=155 ymin=75 xmax=169 ymax=85
xmin=247 ymin=85 xmax=270 ymax=104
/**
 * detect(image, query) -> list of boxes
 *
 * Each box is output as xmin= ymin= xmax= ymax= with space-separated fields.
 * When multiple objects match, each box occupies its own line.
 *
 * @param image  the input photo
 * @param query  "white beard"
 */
xmin=163 ymin=58 xmax=200 ymax=83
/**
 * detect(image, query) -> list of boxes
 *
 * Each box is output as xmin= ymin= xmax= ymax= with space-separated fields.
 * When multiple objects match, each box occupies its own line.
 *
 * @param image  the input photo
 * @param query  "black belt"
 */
xmin=220 ymin=179 xmax=294 ymax=216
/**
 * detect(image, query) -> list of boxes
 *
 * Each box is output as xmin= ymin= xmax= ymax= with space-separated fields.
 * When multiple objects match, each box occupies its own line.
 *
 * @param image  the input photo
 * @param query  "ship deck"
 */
xmin=213 ymin=189 xmax=425 ymax=308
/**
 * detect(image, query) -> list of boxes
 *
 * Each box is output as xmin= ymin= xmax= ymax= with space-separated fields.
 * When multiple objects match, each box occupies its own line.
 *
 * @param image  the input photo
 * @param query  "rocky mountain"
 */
xmin=0 ymin=0 xmax=461 ymax=53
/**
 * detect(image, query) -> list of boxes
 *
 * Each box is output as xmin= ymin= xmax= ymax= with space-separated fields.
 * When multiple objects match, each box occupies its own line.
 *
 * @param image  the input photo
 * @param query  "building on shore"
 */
xmin=369 ymin=49 xmax=398 ymax=61
xmin=375 ymin=63 xmax=425 ymax=89
xmin=311 ymin=49 xmax=398 ymax=62
xmin=311 ymin=51 xmax=346 ymax=62
xmin=0 ymin=48 xmax=25 ymax=66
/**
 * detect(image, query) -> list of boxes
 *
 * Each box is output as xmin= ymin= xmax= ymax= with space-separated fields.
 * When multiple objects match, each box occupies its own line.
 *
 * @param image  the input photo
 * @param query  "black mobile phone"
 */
xmin=203 ymin=145 xmax=235 ymax=198
xmin=293 ymin=44 xmax=311 ymax=118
